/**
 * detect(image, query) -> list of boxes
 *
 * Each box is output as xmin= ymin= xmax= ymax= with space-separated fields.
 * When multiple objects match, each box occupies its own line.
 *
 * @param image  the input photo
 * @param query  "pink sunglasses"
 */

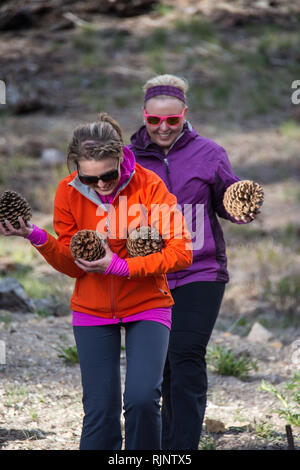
xmin=143 ymin=109 xmax=185 ymax=127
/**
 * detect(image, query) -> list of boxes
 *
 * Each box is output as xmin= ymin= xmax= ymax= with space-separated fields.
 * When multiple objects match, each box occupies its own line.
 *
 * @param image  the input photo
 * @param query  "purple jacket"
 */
xmin=129 ymin=122 xmax=245 ymax=288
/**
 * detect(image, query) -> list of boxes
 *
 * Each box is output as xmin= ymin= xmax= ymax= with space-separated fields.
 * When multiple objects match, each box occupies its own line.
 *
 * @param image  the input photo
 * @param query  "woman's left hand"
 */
xmin=240 ymin=212 xmax=258 ymax=223
xmin=241 ymin=214 xmax=255 ymax=224
xmin=0 ymin=217 xmax=34 ymax=237
xmin=74 ymin=241 xmax=114 ymax=273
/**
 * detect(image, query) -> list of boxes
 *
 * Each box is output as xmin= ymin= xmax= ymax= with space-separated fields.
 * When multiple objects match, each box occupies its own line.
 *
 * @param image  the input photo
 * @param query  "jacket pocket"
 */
xmin=72 ymin=273 xmax=110 ymax=313
xmin=153 ymin=274 xmax=170 ymax=296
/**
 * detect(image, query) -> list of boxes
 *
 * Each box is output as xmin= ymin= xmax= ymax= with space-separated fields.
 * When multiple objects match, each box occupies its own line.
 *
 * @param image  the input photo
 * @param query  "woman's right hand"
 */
xmin=0 ymin=217 xmax=34 ymax=238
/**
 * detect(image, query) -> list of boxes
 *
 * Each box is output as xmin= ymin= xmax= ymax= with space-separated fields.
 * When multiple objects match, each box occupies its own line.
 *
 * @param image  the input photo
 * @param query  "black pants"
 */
xmin=73 ymin=321 xmax=169 ymax=450
xmin=161 ymin=281 xmax=225 ymax=450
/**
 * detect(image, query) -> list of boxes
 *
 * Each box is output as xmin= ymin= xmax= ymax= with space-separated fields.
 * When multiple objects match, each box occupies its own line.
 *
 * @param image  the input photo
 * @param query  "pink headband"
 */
xmin=144 ymin=85 xmax=186 ymax=103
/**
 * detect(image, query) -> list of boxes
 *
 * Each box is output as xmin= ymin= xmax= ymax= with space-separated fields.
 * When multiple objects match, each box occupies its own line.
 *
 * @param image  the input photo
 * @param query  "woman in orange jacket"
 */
xmin=0 ymin=113 xmax=192 ymax=450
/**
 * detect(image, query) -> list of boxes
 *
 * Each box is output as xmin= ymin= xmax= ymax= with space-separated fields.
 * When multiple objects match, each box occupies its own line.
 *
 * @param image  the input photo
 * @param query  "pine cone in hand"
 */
xmin=0 ymin=190 xmax=32 ymax=228
xmin=70 ymin=230 xmax=106 ymax=261
xmin=223 ymin=180 xmax=264 ymax=221
xmin=126 ymin=226 xmax=163 ymax=257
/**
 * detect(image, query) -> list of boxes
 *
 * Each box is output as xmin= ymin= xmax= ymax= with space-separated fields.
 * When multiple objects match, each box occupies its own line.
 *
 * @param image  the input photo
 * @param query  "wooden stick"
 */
xmin=285 ymin=424 xmax=295 ymax=450
xmin=63 ymin=12 xmax=93 ymax=28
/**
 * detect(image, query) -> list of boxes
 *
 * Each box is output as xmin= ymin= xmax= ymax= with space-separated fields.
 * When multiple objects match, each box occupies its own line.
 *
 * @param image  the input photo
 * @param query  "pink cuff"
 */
xmin=105 ymin=253 xmax=129 ymax=277
xmin=25 ymin=224 xmax=48 ymax=246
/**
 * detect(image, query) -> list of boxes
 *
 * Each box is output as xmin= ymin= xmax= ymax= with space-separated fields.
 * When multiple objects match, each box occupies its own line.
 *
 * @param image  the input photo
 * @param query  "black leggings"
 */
xmin=161 ymin=281 xmax=225 ymax=450
xmin=74 ymin=321 xmax=169 ymax=450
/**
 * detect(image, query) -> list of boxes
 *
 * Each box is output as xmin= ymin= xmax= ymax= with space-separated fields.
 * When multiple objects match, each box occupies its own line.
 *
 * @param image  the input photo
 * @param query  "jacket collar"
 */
xmin=68 ymin=146 xmax=136 ymax=212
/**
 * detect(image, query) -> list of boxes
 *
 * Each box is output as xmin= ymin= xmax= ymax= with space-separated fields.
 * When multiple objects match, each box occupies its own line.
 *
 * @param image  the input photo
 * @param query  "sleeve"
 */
xmin=211 ymin=147 xmax=248 ymax=225
xmin=104 ymin=253 xmax=129 ymax=276
xmin=25 ymin=224 xmax=48 ymax=246
xmin=126 ymin=178 xmax=193 ymax=278
xmin=32 ymin=181 xmax=84 ymax=279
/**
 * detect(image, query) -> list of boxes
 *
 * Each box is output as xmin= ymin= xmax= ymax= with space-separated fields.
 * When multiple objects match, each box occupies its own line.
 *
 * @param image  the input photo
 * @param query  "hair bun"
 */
xmin=98 ymin=112 xmax=123 ymax=142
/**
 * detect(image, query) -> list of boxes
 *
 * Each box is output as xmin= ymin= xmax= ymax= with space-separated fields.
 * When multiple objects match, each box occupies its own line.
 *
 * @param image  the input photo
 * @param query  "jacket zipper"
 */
xmin=105 ymin=195 xmax=115 ymax=320
xmin=163 ymin=157 xmax=173 ymax=192
xmin=110 ymin=276 xmax=117 ymax=319
xmin=105 ymin=195 xmax=122 ymax=322
xmin=109 ymin=270 xmax=122 ymax=322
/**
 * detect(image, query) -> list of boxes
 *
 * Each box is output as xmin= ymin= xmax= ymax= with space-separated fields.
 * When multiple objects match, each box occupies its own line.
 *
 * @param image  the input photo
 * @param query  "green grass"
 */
xmin=57 ymin=344 xmax=79 ymax=365
xmin=250 ymin=419 xmax=278 ymax=441
xmin=207 ymin=345 xmax=258 ymax=380
xmin=260 ymin=373 xmax=300 ymax=427
xmin=0 ymin=246 xmax=73 ymax=305
xmin=198 ymin=434 xmax=216 ymax=450
xmin=278 ymin=223 xmax=300 ymax=251
xmin=280 ymin=120 xmax=300 ymax=139
xmin=64 ymin=16 xmax=300 ymax=120
xmin=145 ymin=28 xmax=169 ymax=50
xmin=4 ymin=384 xmax=29 ymax=407
xmin=0 ymin=311 xmax=12 ymax=328
xmin=173 ymin=17 xmax=217 ymax=41
xmin=0 ymin=154 xmax=37 ymax=187
xmin=0 ymin=238 xmax=39 ymax=264
xmin=152 ymin=4 xmax=174 ymax=16
xmin=254 ymin=240 xmax=293 ymax=274
xmin=72 ymin=28 xmax=100 ymax=53
xmin=81 ymin=92 xmax=109 ymax=113
xmin=262 ymin=273 xmax=300 ymax=318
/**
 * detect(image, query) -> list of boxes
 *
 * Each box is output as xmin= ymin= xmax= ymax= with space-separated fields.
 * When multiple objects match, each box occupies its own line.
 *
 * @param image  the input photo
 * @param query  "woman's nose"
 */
xmin=160 ymin=120 xmax=169 ymax=131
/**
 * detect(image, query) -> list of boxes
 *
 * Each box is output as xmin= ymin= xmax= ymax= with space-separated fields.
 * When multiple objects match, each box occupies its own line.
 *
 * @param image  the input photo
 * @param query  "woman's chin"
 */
xmin=155 ymin=136 xmax=174 ymax=148
xmin=94 ymin=185 xmax=116 ymax=196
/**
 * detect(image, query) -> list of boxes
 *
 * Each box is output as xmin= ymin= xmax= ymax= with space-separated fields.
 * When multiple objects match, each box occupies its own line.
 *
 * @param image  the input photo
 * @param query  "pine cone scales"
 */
xmin=126 ymin=226 xmax=163 ymax=257
xmin=0 ymin=190 xmax=32 ymax=228
xmin=70 ymin=230 xmax=106 ymax=261
xmin=223 ymin=180 xmax=264 ymax=220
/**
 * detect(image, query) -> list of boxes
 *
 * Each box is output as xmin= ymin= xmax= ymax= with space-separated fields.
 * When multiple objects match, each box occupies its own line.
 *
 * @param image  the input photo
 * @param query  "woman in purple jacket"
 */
xmin=129 ymin=74 xmax=255 ymax=450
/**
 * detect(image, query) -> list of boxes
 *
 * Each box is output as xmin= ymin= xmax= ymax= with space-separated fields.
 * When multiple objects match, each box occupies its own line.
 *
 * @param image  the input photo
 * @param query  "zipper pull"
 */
xmin=163 ymin=158 xmax=170 ymax=174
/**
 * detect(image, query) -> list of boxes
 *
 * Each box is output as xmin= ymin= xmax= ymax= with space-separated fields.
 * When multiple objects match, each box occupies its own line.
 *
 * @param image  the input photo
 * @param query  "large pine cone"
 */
xmin=126 ymin=226 xmax=163 ymax=257
xmin=70 ymin=230 xmax=106 ymax=261
xmin=0 ymin=190 xmax=32 ymax=228
xmin=223 ymin=180 xmax=264 ymax=221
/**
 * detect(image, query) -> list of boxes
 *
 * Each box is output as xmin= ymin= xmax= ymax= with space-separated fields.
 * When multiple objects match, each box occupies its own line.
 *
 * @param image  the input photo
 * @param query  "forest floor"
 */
xmin=0 ymin=309 xmax=299 ymax=450
xmin=0 ymin=0 xmax=300 ymax=451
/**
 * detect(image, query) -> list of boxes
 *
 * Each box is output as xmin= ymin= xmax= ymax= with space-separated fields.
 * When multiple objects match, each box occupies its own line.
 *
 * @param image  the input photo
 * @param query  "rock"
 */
xmin=0 ymin=339 xmax=5 ymax=371
xmin=22 ymin=137 xmax=46 ymax=159
xmin=247 ymin=322 xmax=273 ymax=343
xmin=269 ymin=340 xmax=283 ymax=349
xmin=0 ymin=277 xmax=35 ymax=313
xmin=0 ymin=8 xmax=37 ymax=31
xmin=0 ymin=340 xmax=5 ymax=365
xmin=49 ymin=18 xmax=75 ymax=32
xmin=41 ymin=148 xmax=65 ymax=166
xmin=0 ymin=3 xmax=53 ymax=31
xmin=6 ymin=82 xmax=47 ymax=114
xmin=85 ymin=0 xmax=157 ymax=17
xmin=0 ymin=257 xmax=18 ymax=275
xmin=205 ymin=418 xmax=226 ymax=433
xmin=34 ymin=297 xmax=70 ymax=317
xmin=290 ymin=339 xmax=300 ymax=367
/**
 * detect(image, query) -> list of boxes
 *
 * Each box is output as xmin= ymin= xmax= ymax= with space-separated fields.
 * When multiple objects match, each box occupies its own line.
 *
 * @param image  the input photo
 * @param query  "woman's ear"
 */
xmin=142 ymin=105 xmax=146 ymax=125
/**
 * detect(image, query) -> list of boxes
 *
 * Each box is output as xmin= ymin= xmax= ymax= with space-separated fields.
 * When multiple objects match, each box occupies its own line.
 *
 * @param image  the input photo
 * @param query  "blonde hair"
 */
xmin=143 ymin=74 xmax=189 ymax=94
xmin=67 ymin=113 xmax=123 ymax=172
xmin=143 ymin=74 xmax=189 ymax=107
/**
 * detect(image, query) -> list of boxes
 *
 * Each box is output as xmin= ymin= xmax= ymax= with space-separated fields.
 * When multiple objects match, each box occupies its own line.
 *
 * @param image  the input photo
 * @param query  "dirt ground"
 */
xmin=0 ymin=310 xmax=299 ymax=450
xmin=0 ymin=0 xmax=300 ymax=451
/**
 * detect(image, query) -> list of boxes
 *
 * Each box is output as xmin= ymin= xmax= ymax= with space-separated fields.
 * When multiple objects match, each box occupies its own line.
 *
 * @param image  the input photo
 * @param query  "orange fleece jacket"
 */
xmin=33 ymin=163 xmax=193 ymax=319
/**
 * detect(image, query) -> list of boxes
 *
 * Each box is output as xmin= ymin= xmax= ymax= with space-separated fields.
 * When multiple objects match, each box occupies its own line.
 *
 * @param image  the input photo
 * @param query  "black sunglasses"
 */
xmin=77 ymin=167 xmax=119 ymax=185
